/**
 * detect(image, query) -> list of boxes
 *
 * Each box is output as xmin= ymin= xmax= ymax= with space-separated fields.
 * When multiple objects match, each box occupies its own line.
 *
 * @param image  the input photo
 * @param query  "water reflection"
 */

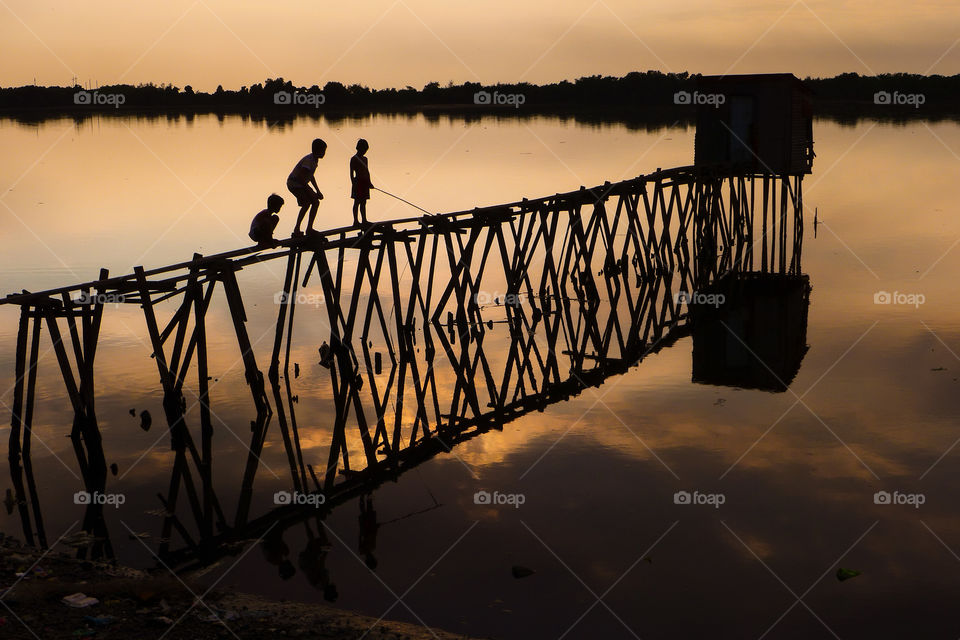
xmin=692 ymin=273 xmax=811 ymax=392
xmin=6 ymin=166 xmax=809 ymax=595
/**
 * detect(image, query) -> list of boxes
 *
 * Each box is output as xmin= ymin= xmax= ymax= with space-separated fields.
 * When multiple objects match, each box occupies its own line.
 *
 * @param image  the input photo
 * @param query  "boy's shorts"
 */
xmin=287 ymin=180 xmax=319 ymax=207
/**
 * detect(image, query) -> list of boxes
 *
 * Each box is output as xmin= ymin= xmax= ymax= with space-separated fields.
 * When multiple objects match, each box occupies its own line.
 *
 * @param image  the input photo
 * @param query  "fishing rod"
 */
xmin=373 ymin=187 xmax=433 ymax=216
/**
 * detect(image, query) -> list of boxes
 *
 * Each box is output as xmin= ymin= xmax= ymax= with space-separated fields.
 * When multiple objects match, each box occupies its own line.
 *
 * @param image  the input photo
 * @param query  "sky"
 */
xmin=0 ymin=0 xmax=958 ymax=90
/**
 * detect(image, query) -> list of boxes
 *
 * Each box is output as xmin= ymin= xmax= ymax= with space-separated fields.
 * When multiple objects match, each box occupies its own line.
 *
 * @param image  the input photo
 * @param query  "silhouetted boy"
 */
xmin=358 ymin=493 xmax=379 ymax=571
xmin=350 ymin=139 xmax=372 ymax=226
xmin=261 ymin=528 xmax=296 ymax=580
xmin=287 ymin=138 xmax=326 ymax=236
xmin=299 ymin=527 xmax=338 ymax=602
xmin=248 ymin=193 xmax=284 ymax=247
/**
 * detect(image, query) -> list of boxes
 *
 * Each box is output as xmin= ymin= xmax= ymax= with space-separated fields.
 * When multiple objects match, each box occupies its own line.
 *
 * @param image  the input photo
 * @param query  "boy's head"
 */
xmin=267 ymin=193 xmax=284 ymax=212
xmin=312 ymin=138 xmax=327 ymax=158
xmin=356 ymin=138 xmax=369 ymax=154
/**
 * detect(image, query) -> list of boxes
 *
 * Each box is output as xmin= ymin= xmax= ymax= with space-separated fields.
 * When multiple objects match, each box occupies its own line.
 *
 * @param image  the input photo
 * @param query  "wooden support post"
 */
xmin=190 ymin=262 xmax=213 ymax=539
xmin=21 ymin=312 xmax=46 ymax=546
xmin=220 ymin=267 xmax=269 ymax=420
xmin=270 ymin=250 xmax=299 ymax=379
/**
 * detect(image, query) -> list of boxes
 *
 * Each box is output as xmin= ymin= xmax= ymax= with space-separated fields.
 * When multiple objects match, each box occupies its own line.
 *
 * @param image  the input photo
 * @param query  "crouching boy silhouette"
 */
xmin=249 ymin=193 xmax=284 ymax=247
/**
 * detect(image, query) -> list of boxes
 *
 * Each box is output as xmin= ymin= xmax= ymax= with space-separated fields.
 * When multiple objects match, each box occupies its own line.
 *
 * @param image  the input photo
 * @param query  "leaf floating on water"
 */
xmin=511 ymin=565 xmax=535 ymax=579
xmin=836 ymin=567 xmax=861 ymax=582
xmin=110 ymin=463 xmax=118 ymax=476
xmin=139 ymin=410 xmax=152 ymax=432
xmin=129 ymin=408 xmax=136 ymax=416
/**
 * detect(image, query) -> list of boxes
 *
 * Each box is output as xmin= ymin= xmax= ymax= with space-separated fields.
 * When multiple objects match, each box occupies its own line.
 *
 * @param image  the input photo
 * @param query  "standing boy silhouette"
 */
xmin=287 ymin=138 xmax=326 ymax=236
xmin=349 ymin=139 xmax=372 ymax=227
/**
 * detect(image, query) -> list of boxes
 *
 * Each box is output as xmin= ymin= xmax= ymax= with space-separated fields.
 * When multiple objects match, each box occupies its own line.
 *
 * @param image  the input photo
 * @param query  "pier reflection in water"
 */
xmin=8 ymin=173 xmax=808 ymax=595
xmin=3 ymin=76 xmax=817 ymax=636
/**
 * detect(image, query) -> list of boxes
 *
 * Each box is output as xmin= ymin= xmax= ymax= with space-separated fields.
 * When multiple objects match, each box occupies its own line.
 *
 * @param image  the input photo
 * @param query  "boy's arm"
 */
xmin=311 ymin=175 xmax=322 ymax=197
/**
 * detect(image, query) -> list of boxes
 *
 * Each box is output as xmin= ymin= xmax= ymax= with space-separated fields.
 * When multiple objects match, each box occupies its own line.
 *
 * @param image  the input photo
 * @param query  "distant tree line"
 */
xmin=0 ymin=72 xmax=958 ymax=116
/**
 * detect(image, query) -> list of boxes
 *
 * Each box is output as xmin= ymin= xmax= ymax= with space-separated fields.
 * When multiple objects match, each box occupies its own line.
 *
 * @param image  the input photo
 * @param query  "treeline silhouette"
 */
xmin=1 ymin=72 xmax=958 ymax=117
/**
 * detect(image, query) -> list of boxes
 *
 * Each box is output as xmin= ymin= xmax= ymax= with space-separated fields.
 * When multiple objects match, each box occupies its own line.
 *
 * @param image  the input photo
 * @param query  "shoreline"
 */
xmin=0 ymin=532 xmax=484 ymax=639
xmin=0 ymin=102 xmax=958 ymax=124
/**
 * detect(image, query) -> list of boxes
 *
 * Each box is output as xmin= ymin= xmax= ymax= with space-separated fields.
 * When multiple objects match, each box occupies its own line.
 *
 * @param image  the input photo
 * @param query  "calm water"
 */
xmin=2 ymin=113 xmax=960 ymax=639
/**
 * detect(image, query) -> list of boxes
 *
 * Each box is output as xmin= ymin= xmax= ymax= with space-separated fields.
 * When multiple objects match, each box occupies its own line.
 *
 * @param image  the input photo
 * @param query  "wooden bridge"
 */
xmin=3 ymin=165 xmax=805 ymax=565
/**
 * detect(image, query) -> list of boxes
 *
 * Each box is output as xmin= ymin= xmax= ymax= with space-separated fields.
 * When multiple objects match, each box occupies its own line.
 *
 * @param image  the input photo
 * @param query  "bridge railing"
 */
xmin=4 ymin=166 xmax=805 ymax=565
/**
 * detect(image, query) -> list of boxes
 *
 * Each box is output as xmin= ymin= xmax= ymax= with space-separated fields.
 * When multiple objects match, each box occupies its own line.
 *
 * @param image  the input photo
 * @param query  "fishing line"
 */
xmin=373 ymin=187 xmax=434 ymax=216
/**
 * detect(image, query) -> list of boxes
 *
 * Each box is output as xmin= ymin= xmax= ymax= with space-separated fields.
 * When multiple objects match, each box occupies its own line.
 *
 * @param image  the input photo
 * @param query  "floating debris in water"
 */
xmin=129 ymin=408 xmax=135 ymax=416
xmin=836 ymin=567 xmax=861 ymax=582
xmin=16 ymin=566 xmax=48 ymax=579
xmin=318 ymin=342 xmax=332 ymax=368
xmin=294 ymin=362 xmax=300 ymax=378
xmin=110 ymin=463 xmax=118 ymax=476
xmin=62 ymin=592 xmax=99 ymax=608
xmin=139 ymin=410 xmax=152 ymax=432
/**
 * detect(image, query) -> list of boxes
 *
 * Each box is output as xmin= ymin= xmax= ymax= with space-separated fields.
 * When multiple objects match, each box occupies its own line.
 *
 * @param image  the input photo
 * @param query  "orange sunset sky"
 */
xmin=1 ymin=0 xmax=958 ymax=90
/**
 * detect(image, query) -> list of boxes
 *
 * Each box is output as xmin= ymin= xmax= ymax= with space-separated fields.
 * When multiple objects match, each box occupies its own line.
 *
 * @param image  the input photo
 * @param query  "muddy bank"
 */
xmin=0 ymin=533 xmax=482 ymax=639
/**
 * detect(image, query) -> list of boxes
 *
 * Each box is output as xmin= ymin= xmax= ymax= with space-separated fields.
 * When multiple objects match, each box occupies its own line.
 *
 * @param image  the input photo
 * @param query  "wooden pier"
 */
xmin=3 ymin=165 xmax=805 ymax=563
